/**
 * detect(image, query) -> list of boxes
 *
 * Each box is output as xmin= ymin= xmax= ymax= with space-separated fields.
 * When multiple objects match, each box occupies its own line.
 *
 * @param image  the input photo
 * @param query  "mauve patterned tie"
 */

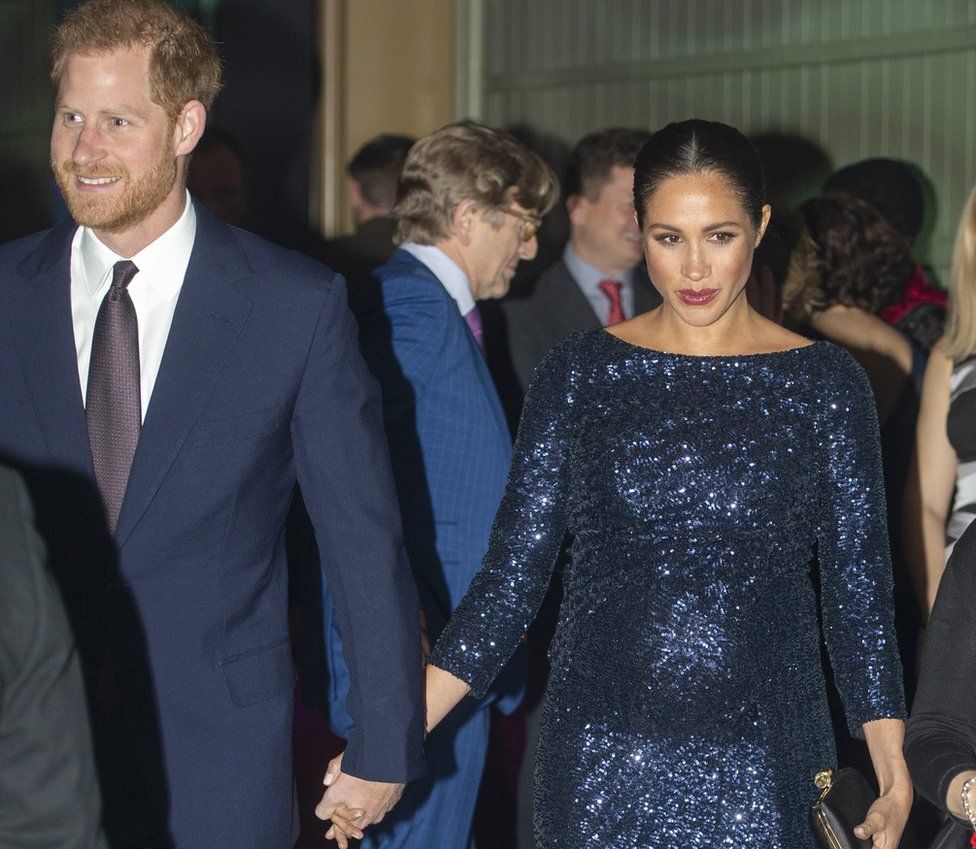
xmin=86 ymin=259 xmax=141 ymax=532
xmin=598 ymin=278 xmax=626 ymax=326
xmin=464 ymin=305 xmax=485 ymax=355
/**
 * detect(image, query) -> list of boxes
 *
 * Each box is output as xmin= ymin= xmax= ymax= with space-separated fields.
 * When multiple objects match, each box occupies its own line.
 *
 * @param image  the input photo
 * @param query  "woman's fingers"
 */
xmin=326 ymin=805 xmax=366 ymax=847
xmin=855 ymin=812 xmax=878 ymax=836
xmin=855 ymin=809 xmax=891 ymax=848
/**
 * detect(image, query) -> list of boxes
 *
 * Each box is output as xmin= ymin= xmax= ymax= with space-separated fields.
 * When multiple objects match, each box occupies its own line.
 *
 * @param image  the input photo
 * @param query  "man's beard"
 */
xmin=52 ymin=137 xmax=178 ymax=234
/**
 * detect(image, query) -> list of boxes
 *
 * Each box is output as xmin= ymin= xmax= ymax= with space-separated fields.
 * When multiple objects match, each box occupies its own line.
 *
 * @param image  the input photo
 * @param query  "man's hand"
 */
xmin=315 ymin=751 xmax=405 ymax=849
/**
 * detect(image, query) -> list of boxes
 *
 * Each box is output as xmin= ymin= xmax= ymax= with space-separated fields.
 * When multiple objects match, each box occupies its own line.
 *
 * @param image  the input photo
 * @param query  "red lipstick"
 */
xmin=677 ymin=288 xmax=719 ymax=306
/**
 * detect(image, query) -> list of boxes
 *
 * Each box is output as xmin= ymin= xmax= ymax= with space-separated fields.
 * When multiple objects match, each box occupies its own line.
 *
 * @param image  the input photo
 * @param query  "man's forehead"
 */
xmin=61 ymin=45 xmax=153 ymax=79
xmin=57 ymin=47 xmax=157 ymax=107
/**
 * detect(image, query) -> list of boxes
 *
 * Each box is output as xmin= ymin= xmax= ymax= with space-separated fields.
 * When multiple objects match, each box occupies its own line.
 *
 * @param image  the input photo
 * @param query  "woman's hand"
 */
xmin=859 ymin=717 xmax=914 ymax=849
xmin=853 ymin=782 xmax=913 ymax=848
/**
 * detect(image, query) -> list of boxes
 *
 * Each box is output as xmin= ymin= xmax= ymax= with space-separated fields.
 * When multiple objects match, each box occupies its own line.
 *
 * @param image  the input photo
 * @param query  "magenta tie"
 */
xmin=86 ymin=260 xmax=141 ymax=532
xmin=464 ymin=306 xmax=485 ymax=355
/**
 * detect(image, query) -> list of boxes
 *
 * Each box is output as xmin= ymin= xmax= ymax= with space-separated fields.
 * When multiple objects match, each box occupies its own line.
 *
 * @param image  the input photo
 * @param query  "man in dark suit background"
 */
xmin=321 ymin=122 xmax=558 ymax=849
xmin=0 ymin=464 xmax=106 ymax=849
xmin=0 ymin=2 xmax=423 ymax=846
xmin=317 ymin=134 xmax=416 ymax=316
xmin=504 ymin=128 xmax=661 ymax=392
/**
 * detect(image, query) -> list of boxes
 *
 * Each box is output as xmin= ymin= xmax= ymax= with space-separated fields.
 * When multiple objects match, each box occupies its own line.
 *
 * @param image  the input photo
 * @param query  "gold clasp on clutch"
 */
xmin=814 ymin=769 xmax=833 ymax=804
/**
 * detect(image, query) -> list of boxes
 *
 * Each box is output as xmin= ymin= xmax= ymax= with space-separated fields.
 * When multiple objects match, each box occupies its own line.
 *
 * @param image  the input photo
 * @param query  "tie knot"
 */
xmin=111 ymin=260 xmax=139 ymax=293
xmin=598 ymin=278 xmax=622 ymax=299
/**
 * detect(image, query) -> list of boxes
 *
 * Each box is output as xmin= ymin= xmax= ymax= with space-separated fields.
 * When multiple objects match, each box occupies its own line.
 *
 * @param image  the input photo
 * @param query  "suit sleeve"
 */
xmin=904 ymin=525 xmax=976 ymax=817
xmin=0 ymin=469 xmax=107 ymax=849
xmin=291 ymin=276 xmax=425 ymax=782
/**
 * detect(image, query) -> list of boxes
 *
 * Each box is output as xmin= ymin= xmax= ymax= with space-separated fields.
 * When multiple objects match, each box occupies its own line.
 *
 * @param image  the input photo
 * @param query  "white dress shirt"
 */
xmin=400 ymin=241 xmax=474 ymax=317
xmin=70 ymin=192 xmax=196 ymax=422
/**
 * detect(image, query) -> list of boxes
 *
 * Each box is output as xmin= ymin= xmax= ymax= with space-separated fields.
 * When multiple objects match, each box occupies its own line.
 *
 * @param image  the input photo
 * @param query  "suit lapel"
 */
xmin=393 ymin=252 xmax=511 ymax=445
xmin=10 ymin=224 xmax=94 ymax=477
xmin=114 ymin=208 xmax=254 ymax=548
xmin=552 ymin=261 xmax=602 ymax=331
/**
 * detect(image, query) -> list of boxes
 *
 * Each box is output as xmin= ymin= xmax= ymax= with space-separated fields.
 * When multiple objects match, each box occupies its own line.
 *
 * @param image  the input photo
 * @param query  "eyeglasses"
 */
xmin=498 ymin=206 xmax=542 ymax=243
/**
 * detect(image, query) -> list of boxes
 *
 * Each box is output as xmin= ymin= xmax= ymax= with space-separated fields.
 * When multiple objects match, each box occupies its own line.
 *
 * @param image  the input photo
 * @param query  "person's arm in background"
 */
xmin=903 ymin=337 xmax=956 ymax=619
xmin=0 ymin=467 xmax=107 ymax=849
xmin=809 ymin=305 xmax=912 ymax=426
xmin=905 ymin=524 xmax=976 ymax=824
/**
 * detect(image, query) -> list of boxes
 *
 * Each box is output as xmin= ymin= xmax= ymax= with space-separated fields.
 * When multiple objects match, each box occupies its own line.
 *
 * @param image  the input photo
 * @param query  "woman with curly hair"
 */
xmin=783 ymin=190 xmax=925 ymax=704
xmin=787 ymin=191 xmax=921 ymax=427
xmin=904 ymin=183 xmax=976 ymax=619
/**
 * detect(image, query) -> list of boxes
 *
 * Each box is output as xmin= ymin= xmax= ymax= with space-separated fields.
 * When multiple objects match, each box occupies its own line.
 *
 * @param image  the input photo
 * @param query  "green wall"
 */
xmin=465 ymin=0 xmax=976 ymax=284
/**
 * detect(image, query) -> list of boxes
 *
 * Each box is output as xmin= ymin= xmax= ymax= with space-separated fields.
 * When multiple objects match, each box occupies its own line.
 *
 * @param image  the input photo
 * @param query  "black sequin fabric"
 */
xmin=429 ymin=330 xmax=906 ymax=848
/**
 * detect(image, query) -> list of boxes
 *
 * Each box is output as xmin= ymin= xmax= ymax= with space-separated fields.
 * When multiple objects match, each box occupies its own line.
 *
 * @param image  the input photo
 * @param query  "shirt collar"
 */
xmin=400 ymin=241 xmax=475 ymax=315
xmin=563 ymin=242 xmax=634 ymax=297
xmin=79 ymin=190 xmax=197 ymax=302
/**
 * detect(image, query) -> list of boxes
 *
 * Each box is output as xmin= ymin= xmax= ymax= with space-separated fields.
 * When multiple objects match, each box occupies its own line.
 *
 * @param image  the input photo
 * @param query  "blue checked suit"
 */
xmin=324 ymin=248 xmax=525 ymax=848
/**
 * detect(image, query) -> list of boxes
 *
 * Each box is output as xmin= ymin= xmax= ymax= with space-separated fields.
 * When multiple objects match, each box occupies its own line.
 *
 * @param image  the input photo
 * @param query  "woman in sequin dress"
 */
xmin=329 ymin=121 xmax=912 ymax=849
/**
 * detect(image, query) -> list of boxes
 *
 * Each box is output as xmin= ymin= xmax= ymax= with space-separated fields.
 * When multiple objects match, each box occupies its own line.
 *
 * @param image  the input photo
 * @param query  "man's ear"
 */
xmin=566 ymin=193 xmax=586 ymax=228
xmin=452 ymin=198 xmax=477 ymax=247
xmin=174 ymin=100 xmax=207 ymax=158
xmin=346 ymin=177 xmax=365 ymax=210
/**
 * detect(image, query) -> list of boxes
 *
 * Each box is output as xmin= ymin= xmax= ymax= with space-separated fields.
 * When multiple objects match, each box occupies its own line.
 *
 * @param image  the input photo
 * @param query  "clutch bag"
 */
xmin=810 ymin=768 xmax=875 ymax=849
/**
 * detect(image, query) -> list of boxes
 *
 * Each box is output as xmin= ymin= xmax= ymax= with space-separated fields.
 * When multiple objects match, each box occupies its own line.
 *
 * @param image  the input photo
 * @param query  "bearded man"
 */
xmin=0 ymin=2 xmax=424 ymax=847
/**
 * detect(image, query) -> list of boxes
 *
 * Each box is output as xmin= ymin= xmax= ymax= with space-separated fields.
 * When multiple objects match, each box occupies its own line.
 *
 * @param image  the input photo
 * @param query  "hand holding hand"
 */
xmin=315 ymin=751 xmax=405 ymax=848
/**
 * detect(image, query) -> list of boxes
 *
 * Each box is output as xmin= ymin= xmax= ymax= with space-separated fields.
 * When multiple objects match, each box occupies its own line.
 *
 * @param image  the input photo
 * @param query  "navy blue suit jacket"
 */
xmin=0 ymin=204 xmax=424 ymax=849
xmin=325 ymin=249 xmax=523 ymax=736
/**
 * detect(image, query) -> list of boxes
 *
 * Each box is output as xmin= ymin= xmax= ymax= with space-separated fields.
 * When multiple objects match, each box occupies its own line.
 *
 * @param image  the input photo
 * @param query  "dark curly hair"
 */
xmin=799 ymin=191 xmax=913 ymax=314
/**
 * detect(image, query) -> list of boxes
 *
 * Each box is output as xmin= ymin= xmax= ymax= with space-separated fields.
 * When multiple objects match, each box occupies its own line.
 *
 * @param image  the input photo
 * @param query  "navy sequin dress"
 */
xmin=429 ymin=330 xmax=906 ymax=848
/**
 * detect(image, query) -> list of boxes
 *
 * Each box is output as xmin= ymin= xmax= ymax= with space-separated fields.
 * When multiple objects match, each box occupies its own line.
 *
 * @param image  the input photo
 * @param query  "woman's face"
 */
xmin=640 ymin=171 xmax=771 ymax=328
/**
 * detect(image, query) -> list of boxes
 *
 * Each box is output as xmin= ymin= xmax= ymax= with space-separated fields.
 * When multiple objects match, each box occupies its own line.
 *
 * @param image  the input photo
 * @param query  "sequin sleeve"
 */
xmin=428 ymin=340 xmax=574 ymax=698
xmin=814 ymin=347 xmax=907 ymax=735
